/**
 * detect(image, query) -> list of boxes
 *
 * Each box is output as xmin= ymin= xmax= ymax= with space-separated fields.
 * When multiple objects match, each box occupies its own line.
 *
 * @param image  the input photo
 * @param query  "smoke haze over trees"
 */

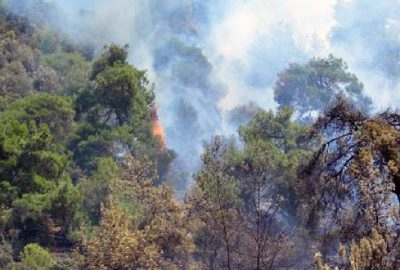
xmin=11 ymin=0 xmax=400 ymax=187
xmin=0 ymin=0 xmax=400 ymax=269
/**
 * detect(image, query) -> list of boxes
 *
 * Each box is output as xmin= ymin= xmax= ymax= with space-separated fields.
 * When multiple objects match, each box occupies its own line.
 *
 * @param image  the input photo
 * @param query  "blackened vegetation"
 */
xmin=306 ymin=97 xmax=400 ymax=203
xmin=303 ymin=98 xmax=400 ymax=268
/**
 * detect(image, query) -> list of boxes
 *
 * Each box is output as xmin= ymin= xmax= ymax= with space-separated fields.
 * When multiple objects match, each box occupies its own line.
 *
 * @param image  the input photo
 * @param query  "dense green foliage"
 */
xmin=21 ymin=243 xmax=55 ymax=270
xmin=45 ymin=52 xmax=90 ymax=96
xmin=0 ymin=4 xmax=176 ymax=268
xmin=274 ymin=55 xmax=372 ymax=120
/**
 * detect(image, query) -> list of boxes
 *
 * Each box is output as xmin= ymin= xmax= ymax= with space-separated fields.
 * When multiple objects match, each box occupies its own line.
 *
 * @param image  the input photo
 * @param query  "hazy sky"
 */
xmin=51 ymin=0 xmax=90 ymax=8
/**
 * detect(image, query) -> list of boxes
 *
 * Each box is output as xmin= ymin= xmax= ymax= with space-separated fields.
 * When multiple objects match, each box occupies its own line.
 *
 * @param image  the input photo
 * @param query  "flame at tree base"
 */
xmin=151 ymin=107 xmax=166 ymax=148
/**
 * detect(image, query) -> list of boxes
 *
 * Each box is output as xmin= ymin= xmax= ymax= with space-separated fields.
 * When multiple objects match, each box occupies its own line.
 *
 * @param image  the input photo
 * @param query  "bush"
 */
xmin=20 ymin=243 xmax=55 ymax=270
xmin=0 ymin=242 xmax=13 ymax=269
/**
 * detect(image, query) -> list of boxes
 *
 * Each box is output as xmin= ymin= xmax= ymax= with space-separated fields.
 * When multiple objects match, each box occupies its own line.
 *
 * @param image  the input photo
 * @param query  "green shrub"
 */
xmin=20 ymin=243 xmax=55 ymax=270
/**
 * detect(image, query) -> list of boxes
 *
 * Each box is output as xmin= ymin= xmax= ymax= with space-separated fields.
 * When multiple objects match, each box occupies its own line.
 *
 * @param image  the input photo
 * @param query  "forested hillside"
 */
xmin=0 ymin=1 xmax=400 ymax=270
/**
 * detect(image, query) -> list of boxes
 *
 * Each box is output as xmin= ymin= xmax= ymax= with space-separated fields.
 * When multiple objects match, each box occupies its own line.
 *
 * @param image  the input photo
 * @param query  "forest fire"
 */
xmin=151 ymin=107 xmax=166 ymax=148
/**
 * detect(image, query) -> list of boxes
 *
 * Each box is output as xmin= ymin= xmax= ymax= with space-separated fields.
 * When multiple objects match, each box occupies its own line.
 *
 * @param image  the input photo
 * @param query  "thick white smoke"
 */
xmin=202 ymin=0 xmax=337 ymax=110
xmin=330 ymin=0 xmax=400 ymax=110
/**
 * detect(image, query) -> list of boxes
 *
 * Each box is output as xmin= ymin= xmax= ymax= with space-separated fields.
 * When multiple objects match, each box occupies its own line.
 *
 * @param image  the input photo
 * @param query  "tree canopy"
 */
xmin=274 ymin=55 xmax=372 ymax=120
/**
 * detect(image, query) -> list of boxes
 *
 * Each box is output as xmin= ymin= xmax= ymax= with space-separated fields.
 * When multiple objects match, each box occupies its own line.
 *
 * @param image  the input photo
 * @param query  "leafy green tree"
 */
xmin=72 ymin=45 xmax=172 ymax=180
xmin=76 ymin=45 xmax=154 ymax=134
xmin=0 ymin=94 xmax=85 ymax=245
xmin=20 ymin=243 xmax=55 ymax=270
xmin=45 ymin=52 xmax=89 ymax=95
xmin=235 ymin=109 xmax=310 ymax=268
xmin=227 ymin=102 xmax=262 ymax=127
xmin=0 ymin=17 xmax=64 ymax=106
xmin=12 ymin=42 xmax=41 ymax=75
xmin=190 ymin=115 xmax=303 ymax=269
xmin=34 ymin=29 xmax=59 ymax=55
xmin=0 ymin=61 xmax=32 ymax=107
xmin=190 ymin=138 xmax=242 ymax=270
xmin=274 ymin=55 xmax=372 ymax=120
xmin=0 ymin=2 xmax=185 ymax=267
xmin=0 ymin=94 xmax=74 ymax=195
xmin=78 ymin=157 xmax=118 ymax=224
xmin=89 ymin=44 xmax=128 ymax=80
xmin=12 ymin=178 xmax=85 ymax=245
xmin=239 ymin=107 xmax=313 ymax=216
xmin=96 ymin=65 xmax=153 ymax=127
xmin=68 ymin=123 xmax=121 ymax=171
xmin=32 ymin=64 xmax=61 ymax=93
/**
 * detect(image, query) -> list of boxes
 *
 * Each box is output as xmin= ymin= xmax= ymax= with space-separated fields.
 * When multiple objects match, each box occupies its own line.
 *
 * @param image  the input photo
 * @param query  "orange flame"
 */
xmin=151 ymin=108 xmax=165 ymax=148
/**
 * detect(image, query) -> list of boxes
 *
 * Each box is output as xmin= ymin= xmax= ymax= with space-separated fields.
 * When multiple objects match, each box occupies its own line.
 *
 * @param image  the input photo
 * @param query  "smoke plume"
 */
xmin=9 ymin=0 xmax=400 ymax=190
